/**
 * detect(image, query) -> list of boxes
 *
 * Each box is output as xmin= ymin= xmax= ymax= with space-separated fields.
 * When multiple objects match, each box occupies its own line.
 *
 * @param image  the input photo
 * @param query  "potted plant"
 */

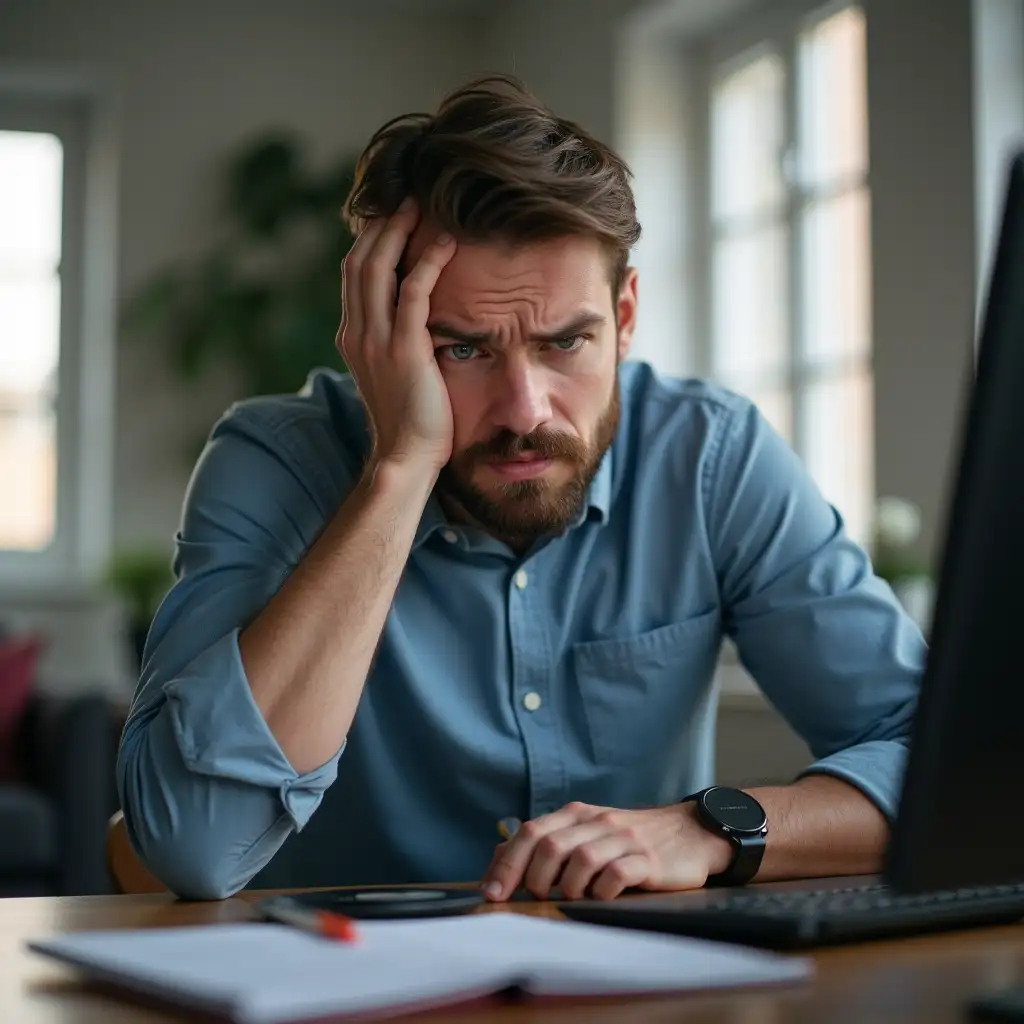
xmin=870 ymin=496 xmax=934 ymax=630
xmin=105 ymin=549 xmax=175 ymax=672
xmin=121 ymin=133 xmax=357 ymax=414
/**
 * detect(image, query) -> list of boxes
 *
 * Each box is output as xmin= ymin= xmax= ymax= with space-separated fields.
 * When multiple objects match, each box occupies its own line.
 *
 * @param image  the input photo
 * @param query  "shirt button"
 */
xmin=522 ymin=691 xmax=542 ymax=712
xmin=514 ymin=569 xmax=529 ymax=590
xmin=442 ymin=529 xmax=458 ymax=544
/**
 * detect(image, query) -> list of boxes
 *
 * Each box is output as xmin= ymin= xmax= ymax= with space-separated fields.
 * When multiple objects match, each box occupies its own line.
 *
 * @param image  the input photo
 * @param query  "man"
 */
xmin=117 ymin=76 xmax=924 ymax=902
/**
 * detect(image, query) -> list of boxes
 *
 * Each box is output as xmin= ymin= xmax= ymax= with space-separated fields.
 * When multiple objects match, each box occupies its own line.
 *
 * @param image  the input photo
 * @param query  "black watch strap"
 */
xmin=682 ymin=786 xmax=768 ymax=887
xmin=713 ymin=832 xmax=766 ymax=887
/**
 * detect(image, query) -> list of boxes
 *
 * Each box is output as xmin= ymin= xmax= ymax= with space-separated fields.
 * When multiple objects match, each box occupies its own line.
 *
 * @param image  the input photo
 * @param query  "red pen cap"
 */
xmin=316 ymin=910 xmax=359 ymax=942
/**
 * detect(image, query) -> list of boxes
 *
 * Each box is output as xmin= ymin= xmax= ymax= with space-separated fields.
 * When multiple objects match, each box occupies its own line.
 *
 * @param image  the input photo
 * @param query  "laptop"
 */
xmin=560 ymin=151 xmax=1024 ymax=949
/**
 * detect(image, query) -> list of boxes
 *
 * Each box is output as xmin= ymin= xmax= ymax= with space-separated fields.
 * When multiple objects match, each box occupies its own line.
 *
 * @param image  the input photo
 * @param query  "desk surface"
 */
xmin=6 ymin=883 xmax=1024 ymax=1023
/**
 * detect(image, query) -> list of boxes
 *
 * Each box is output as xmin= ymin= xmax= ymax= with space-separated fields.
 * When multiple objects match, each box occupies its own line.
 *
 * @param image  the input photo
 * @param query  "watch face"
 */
xmin=702 ymin=787 xmax=767 ymax=834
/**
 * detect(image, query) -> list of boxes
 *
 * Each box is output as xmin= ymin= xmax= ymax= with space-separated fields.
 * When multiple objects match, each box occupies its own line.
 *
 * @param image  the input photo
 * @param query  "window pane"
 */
xmin=800 ymin=186 xmax=871 ymax=365
xmin=0 ymin=131 xmax=63 ymax=272
xmin=712 ymin=54 xmax=785 ymax=222
xmin=0 ymin=277 xmax=61 ymax=396
xmin=0 ymin=410 xmax=56 ymax=550
xmin=712 ymin=226 xmax=789 ymax=380
xmin=799 ymin=6 xmax=868 ymax=186
xmin=0 ymin=129 xmax=64 ymax=554
xmin=803 ymin=368 xmax=874 ymax=544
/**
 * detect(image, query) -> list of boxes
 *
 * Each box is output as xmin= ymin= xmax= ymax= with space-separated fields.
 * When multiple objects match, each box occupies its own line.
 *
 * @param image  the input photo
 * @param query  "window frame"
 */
xmin=698 ymin=0 xmax=874 ymax=532
xmin=0 ymin=78 xmax=112 ymax=590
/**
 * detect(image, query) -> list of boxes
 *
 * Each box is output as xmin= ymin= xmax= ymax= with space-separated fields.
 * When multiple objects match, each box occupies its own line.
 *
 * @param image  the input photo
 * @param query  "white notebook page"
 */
xmin=29 ymin=913 xmax=811 ymax=1023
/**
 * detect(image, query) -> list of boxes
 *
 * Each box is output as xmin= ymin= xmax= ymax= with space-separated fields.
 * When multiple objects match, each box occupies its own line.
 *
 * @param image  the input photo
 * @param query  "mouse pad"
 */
xmin=265 ymin=886 xmax=486 ymax=919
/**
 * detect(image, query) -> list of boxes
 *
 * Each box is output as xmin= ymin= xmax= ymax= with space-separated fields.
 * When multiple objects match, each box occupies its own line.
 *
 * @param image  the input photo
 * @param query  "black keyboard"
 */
xmin=560 ymin=881 xmax=1024 ymax=949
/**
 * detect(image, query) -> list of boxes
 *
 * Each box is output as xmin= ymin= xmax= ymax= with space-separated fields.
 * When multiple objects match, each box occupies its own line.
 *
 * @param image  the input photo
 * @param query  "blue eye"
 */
xmin=552 ymin=335 xmax=586 ymax=352
xmin=444 ymin=343 xmax=479 ymax=361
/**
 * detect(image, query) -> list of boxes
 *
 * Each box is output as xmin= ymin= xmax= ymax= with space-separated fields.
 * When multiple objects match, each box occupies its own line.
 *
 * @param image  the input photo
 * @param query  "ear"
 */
xmin=615 ymin=267 xmax=638 ymax=361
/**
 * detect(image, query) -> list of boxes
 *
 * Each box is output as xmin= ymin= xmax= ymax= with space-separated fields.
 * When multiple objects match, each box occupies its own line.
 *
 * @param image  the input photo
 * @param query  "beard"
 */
xmin=436 ymin=370 xmax=621 ymax=548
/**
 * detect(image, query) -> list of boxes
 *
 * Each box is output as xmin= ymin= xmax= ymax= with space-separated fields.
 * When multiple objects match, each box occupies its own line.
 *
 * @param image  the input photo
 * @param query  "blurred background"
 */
xmin=0 ymin=0 xmax=1020 ymax=895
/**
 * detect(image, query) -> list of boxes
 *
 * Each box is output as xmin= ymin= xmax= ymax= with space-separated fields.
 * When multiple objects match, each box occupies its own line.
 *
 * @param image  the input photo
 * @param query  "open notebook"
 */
xmin=29 ymin=912 xmax=811 ymax=1022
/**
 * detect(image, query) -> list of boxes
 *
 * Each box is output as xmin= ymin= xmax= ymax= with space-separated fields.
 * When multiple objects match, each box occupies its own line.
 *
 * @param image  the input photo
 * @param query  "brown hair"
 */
xmin=344 ymin=74 xmax=641 ymax=293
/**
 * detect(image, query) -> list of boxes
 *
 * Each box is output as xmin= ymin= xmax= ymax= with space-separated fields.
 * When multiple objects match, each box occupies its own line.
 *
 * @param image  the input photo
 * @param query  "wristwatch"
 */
xmin=681 ymin=786 xmax=768 ymax=886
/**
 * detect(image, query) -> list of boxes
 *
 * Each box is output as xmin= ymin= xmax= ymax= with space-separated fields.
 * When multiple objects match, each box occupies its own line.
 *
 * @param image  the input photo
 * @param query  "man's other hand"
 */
xmin=479 ymin=800 xmax=735 ymax=902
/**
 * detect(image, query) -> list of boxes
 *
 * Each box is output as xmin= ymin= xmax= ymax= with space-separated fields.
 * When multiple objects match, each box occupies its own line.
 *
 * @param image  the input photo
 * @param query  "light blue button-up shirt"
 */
xmin=117 ymin=361 xmax=925 ymax=900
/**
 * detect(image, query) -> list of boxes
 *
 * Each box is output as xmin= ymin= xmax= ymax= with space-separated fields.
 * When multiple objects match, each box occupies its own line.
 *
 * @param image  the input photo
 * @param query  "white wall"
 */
xmin=615 ymin=19 xmax=697 ymax=378
xmin=864 ymin=0 xmax=978 ymax=566
xmin=481 ymin=0 xmax=629 ymax=148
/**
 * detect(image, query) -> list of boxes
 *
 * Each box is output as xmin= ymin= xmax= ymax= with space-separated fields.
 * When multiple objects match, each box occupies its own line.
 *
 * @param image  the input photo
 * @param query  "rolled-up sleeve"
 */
xmin=117 ymin=405 xmax=349 ymax=900
xmin=704 ymin=399 xmax=926 ymax=820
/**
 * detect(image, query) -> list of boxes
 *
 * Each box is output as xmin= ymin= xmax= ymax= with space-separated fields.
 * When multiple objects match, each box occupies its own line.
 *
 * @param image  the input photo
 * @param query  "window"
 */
xmin=709 ymin=5 xmax=873 ymax=542
xmin=0 ymin=92 xmax=92 ymax=582
xmin=0 ymin=129 xmax=63 ymax=552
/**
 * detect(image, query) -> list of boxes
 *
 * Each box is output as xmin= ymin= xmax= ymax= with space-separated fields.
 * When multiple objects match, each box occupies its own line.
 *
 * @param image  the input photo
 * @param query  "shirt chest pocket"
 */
xmin=571 ymin=611 xmax=722 ymax=767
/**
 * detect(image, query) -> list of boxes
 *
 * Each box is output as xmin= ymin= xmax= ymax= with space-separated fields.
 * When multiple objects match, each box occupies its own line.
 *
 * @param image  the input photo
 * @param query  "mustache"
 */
xmin=462 ymin=428 xmax=588 ymax=464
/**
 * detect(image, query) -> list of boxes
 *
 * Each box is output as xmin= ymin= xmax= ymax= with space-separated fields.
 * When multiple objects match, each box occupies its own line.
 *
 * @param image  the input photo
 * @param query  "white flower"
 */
xmin=874 ymin=496 xmax=921 ymax=548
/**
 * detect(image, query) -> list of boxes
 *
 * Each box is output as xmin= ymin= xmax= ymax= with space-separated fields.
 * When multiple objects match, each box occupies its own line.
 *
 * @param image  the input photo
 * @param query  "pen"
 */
xmin=260 ymin=898 xmax=360 ymax=943
xmin=497 ymin=817 xmax=522 ymax=841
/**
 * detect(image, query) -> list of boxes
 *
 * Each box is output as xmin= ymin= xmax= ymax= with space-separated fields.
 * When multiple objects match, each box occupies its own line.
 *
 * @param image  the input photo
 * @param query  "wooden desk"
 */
xmin=6 ymin=885 xmax=1024 ymax=1023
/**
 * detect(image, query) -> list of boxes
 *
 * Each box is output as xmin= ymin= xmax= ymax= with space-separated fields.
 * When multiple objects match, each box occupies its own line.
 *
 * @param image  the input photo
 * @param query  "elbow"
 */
xmin=162 ymin=864 xmax=245 ymax=903
xmin=827 ymin=692 xmax=918 ymax=757
xmin=116 ymin=714 xmax=282 ymax=902
xmin=121 ymin=806 xmax=265 ymax=901
xmin=865 ymin=694 xmax=917 ymax=748
xmin=117 ymin=788 xmax=249 ymax=902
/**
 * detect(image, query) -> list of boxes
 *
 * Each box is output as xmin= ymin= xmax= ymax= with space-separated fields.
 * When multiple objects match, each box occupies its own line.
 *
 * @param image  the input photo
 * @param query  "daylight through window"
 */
xmin=0 ymin=129 xmax=63 ymax=552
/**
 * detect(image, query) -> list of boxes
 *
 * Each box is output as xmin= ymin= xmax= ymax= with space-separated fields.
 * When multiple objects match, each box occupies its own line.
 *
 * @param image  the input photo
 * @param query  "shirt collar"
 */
xmin=412 ymin=445 xmax=614 ymax=551
xmin=413 ymin=494 xmax=449 ymax=550
xmin=582 ymin=444 xmax=613 ymax=525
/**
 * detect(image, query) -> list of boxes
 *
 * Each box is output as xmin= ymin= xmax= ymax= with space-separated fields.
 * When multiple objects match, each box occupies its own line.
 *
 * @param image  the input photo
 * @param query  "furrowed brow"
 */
xmin=426 ymin=312 xmax=607 ymax=345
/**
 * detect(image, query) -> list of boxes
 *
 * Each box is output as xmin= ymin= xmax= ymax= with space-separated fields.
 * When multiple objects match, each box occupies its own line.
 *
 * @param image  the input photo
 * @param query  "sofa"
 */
xmin=0 ymin=692 xmax=119 ymax=896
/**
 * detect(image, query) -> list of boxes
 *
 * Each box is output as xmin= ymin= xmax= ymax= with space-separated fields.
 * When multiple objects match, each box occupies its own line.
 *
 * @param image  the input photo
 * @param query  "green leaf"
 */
xmin=120 ymin=129 xmax=358 ymax=449
xmin=120 ymin=269 xmax=186 ymax=340
xmin=104 ymin=548 xmax=175 ymax=624
xmin=228 ymin=135 xmax=304 ymax=238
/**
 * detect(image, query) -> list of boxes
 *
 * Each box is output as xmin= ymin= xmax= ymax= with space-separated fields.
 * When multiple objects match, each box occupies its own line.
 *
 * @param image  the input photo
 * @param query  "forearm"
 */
xmin=239 ymin=458 xmax=436 ymax=773
xmin=741 ymin=774 xmax=890 ymax=882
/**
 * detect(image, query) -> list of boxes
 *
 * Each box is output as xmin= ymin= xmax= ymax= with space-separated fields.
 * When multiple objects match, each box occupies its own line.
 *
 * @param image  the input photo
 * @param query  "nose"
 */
xmin=492 ymin=355 xmax=552 ymax=437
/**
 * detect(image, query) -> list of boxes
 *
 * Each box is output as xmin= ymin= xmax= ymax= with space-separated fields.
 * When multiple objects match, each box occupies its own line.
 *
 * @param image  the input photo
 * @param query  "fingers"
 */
xmin=589 ymin=854 xmax=653 ymax=901
xmin=555 ymin=833 xmax=644 ymax=900
xmin=523 ymin=820 xmax=616 ymax=899
xmin=483 ymin=803 xmax=715 ymax=904
xmin=362 ymin=198 xmax=422 ymax=344
xmin=392 ymin=232 xmax=457 ymax=353
xmin=482 ymin=802 xmax=603 ymax=901
xmin=341 ymin=201 xmax=455 ymax=369
xmin=339 ymin=218 xmax=387 ymax=360
xmin=481 ymin=840 xmax=510 ymax=893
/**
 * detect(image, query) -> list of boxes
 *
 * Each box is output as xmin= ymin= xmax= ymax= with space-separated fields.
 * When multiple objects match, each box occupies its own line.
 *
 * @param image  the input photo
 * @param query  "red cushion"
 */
xmin=0 ymin=636 xmax=43 ymax=781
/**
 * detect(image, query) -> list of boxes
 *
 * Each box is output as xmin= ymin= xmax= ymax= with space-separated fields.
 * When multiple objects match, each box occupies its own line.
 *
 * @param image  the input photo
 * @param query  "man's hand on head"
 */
xmin=479 ymin=800 xmax=734 ymax=902
xmin=337 ymin=199 xmax=457 ymax=475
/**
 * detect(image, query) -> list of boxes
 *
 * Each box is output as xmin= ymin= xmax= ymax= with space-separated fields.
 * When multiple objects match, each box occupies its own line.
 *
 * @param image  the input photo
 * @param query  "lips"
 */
xmin=486 ymin=456 xmax=554 ymax=480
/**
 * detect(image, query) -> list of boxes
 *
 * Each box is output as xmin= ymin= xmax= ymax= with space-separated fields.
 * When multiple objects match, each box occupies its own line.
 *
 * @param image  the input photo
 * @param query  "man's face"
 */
xmin=405 ymin=229 xmax=638 ymax=546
